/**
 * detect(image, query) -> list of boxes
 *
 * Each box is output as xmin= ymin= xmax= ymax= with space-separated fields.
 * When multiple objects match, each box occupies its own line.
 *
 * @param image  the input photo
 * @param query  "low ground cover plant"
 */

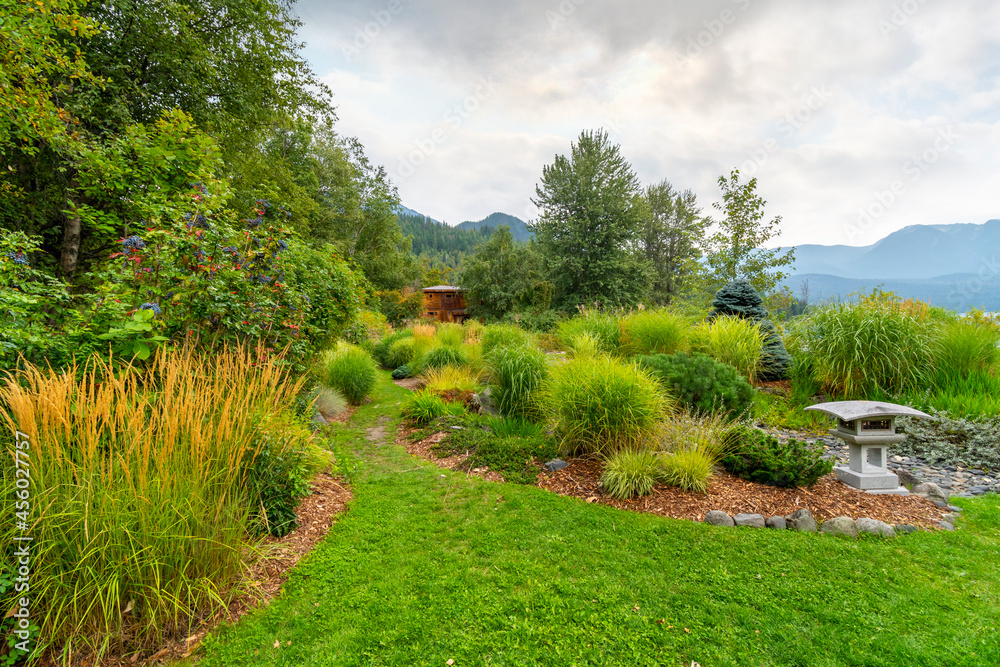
xmin=894 ymin=411 xmax=1000 ymax=470
xmin=0 ymin=348 xmax=313 ymax=660
xmin=320 ymin=343 xmax=379 ymax=405
xmin=638 ymin=351 xmax=753 ymax=420
xmin=721 ymin=426 xmax=833 ymax=488
xmin=544 ymin=355 xmax=670 ymax=456
xmin=429 ymin=415 xmax=559 ymax=484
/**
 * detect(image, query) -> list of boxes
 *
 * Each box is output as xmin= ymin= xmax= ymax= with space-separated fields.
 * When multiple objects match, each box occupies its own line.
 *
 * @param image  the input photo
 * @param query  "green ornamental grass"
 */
xmin=544 ymin=355 xmax=670 ymax=456
xmin=620 ymin=308 xmax=690 ymax=356
xmin=690 ymin=315 xmax=765 ymax=384
xmin=480 ymin=323 xmax=533 ymax=356
xmin=556 ymin=312 xmax=622 ymax=355
xmin=488 ymin=344 xmax=548 ymax=420
xmin=786 ymin=300 xmax=935 ymax=398
xmin=321 ymin=343 xmax=379 ymax=405
xmin=600 ymin=449 xmax=662 ymax=499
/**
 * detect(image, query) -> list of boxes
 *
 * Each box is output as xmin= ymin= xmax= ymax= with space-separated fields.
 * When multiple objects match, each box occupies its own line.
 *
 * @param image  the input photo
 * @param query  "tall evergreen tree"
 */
xmin=531 ymin=129 xmax=650 ymax=309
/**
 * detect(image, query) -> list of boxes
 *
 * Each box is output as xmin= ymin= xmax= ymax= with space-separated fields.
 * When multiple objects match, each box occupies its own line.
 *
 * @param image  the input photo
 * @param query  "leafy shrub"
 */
xmin=320 ymin=344 xmax=379 ymax=405
xmin=659 ymin=449 xmax=714 ymax=493
xmin=620 ymin=309 xmax=689 ymax=356
xmin=484 ymin=415 xmax=545 ymax=438
xmin=690 ymin=316 xmax=764 ymax=383
xmin=488 ymin=344 xmax=548 ymax=420
xmin=243 ymin=419 xmax=316 ymax=537
xmin=342 ymin=309 xmax=391 ymax=346
xmin=721 ymin=427 xmax=833 ymax=488
xmin=601 ymin=449 xmax=661 ymax=499
xmin=556 ymin=312 xmax=621 ymax=355
xmin=544 ymin=355 xmax=670 ymax=456
xmin=391 ymin=364 xmax=414 ymax=380
xmin=638 ymin=352 xmax=753 ymax=420
xmin=420 ymin=345 xmax=468 ymax=371
xmin=786 ymin=298 xmax=935 ymax=398
xmin=502 ymin=308 xmax=561 ymax=333
xmin=437 ymin=322 xmax=466 ymax=347
xmin=401 ymin=391 xmax=466 ymax=425
xmin=480 ymin=323 xmax=533 ymax=356
xmin=373 ymin=329 xmax=413 ymax=368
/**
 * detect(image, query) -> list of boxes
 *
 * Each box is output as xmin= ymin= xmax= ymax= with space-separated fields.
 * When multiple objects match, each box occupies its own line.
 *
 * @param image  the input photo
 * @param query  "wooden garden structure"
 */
xmin=422 ymin=286 xmax=468 ymax=323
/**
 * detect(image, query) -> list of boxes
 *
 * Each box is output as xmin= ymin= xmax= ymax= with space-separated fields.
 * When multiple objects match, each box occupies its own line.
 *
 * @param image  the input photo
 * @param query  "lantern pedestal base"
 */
xmin=835 ymin=465 xmax=904 ymax=492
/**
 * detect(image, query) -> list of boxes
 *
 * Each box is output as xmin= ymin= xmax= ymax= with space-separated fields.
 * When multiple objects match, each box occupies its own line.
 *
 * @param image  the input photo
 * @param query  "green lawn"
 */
xmin=198 ymin=373 xmax=1000 ymax=666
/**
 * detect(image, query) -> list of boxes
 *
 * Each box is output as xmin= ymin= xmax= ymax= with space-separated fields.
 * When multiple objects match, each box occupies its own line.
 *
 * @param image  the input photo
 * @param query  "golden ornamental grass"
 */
xmin=0 ymin=346 xmax=305 ymax=661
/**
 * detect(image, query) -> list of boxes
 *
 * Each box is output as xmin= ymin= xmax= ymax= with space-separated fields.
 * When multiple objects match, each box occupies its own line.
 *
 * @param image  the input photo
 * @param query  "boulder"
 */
xmin=765 ymin=516 xmax=786 ymax=529
xmin=704 ymin=510 xmax=735 ymax=527
xmin=939 ymin=521 xmax=956 ymax=531
xmin=543 ymin=459 xmax=568 ymax=472
xmin=895 ymin=469 xmax=921 ymax=489
xmin=912 ymin=482 xmax=949 ymax=505
xmin=733 ymin=513 xmax=766 ymax=528
xmin=855 ymin=517 xmax=896 ymax=538
xmin=820 ymin=516 xmax=859 ymax=538
xmin=785 ymin=508 xmax=818 ymax=532
xmin=895 ymin=524 xmax=919 ymax=535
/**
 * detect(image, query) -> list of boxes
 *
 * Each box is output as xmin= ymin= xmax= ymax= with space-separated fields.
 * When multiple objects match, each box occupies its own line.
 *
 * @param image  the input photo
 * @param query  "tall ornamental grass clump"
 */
xmin=320 ymin=343 xmax=379 ymax=404
xmin=480 ymin=323 xmax=533 ymax=356
xmin=544 ymin=355 xmax=670 ymax=456
xmin=934 ymin=319 xmax=1000 ymax=379
xmin=488 ymin=344 xmax=548 ymax=420
xmin=620 ymin=309 xmax=690 ymax=356
xmin=373 ymin=329 xmax=413 ymax=369
xmin=786 ymin=295 xmax=936 ymax=398
xmin=556 ymin=312 xmax=622 ymax=355
xmin=690 ymin=316 xmax=765 ymax=384
xmin=436 ymin=322 xmax=466 ymax=347
xmin=0 ymin=348 xmax=308 ymax=660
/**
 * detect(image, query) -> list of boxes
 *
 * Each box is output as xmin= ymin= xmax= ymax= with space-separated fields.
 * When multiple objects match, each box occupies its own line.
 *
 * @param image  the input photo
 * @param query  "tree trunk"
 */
xmin=60 ymin=206 xmax=82 ymax=278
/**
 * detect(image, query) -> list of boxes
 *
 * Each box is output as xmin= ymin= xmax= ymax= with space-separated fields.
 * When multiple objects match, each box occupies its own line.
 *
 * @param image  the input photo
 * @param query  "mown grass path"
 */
xmin=199 ymin=373 xmax=1000 ymax=666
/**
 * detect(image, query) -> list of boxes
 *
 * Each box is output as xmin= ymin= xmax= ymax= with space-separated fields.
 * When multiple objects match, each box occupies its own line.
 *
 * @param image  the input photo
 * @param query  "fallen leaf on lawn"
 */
xmin=684 ymin=628 xmax=690 ymax=633
xmin=273 ymin=640 xmax=280 ymax=649
xmin=656 ymin=619 xmax=666 ymax=625
xmin=446 ymin=660 xmax=455 ymax=665
xmin=633 ymin=605 xmax=640 ymax=611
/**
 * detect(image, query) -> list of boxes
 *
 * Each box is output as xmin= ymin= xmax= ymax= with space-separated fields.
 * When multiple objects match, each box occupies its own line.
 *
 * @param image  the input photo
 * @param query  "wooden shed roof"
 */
xmin=422 ymin=285 xmax=463 ymax=292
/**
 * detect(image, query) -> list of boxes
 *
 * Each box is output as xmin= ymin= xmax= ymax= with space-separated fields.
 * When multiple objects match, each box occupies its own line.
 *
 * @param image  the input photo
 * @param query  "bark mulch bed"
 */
xmin=535 ymin=458 xmax=950 ymax=530
xmin=401 ymin=428 xmax=949 ymax=531
xmin=75 ymin=470 xmax=353 ymax=667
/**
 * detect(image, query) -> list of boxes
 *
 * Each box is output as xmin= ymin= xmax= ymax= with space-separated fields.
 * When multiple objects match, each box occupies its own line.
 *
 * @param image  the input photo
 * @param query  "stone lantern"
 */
xmin=804 ymin=401 xmax=930 ymax=495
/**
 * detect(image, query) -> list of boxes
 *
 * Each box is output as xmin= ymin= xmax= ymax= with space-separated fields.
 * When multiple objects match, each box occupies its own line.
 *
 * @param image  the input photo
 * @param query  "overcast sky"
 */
xmin=294 ymin=0 xmax=1000 ymax=247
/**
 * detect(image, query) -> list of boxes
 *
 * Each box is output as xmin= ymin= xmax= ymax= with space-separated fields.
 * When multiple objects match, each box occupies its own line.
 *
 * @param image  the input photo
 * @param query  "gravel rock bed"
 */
xmin=763 ymin=426 xmax=999 ymax=498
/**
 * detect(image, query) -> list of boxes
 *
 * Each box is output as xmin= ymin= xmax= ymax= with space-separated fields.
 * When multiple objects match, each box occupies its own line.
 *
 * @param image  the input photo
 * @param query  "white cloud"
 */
xmin=296 ymin=0 xmax=1000 ymax=243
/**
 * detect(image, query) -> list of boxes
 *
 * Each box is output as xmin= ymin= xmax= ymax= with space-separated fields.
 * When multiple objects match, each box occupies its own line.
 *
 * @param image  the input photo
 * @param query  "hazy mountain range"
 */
xmin=784 ymin=219 xmax=1000 ymax=310
xmin=401 ymin=206 xmax=999 ymax=310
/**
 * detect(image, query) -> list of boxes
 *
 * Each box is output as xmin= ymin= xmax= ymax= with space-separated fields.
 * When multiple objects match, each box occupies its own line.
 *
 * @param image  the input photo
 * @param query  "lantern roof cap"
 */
xmin=804 ymin=400 xmax=931 ymax=421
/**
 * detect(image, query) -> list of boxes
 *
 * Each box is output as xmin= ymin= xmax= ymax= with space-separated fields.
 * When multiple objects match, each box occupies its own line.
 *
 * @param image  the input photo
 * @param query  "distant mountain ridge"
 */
xmin=784 ymin=219 xmax=1000 ymax=311
xmin=455 ymin=212 xmax=533 ymax=241
xmin=790 ymin=219 xmax=1000 ymax=280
